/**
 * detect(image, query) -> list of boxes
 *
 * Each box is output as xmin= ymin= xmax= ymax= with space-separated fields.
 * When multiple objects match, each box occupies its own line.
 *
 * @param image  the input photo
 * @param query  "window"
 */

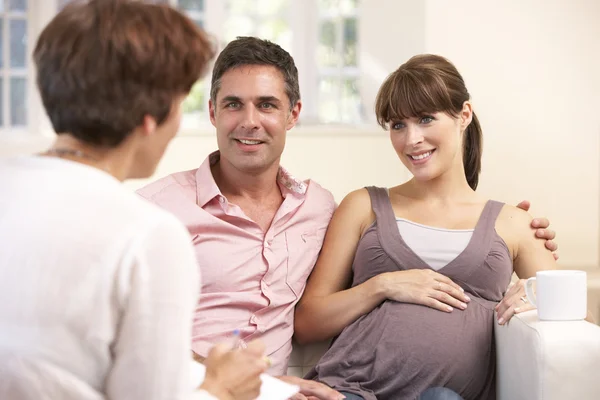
xmin=0 ymin=0 xmax=29 ymax=130
xmin=176 ymin=0 xmax=208 ymax=130
xmin=173 ymin=0 xmax=363 ymax=130
xmin=18 ymin=0 xmax=363 ymax=137
xmin=316 ymin=0 xmax=361 ymax=124
xmin=222 ymin=0 xmax=291 ymax=50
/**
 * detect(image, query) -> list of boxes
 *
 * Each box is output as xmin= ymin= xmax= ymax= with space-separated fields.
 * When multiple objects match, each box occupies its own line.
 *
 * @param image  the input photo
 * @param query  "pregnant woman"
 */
xmin=294 ymin=54 xmax=558 ymax=400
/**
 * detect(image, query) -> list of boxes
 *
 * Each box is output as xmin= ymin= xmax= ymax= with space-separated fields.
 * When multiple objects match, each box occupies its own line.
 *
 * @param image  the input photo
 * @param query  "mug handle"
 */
xmin=525 ymin=277 xmax=537 ymax=307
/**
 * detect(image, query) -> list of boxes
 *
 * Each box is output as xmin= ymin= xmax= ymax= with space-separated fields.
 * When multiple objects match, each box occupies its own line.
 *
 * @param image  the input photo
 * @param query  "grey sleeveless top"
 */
xmin=305 ymin=187 xmax=513 ymax=400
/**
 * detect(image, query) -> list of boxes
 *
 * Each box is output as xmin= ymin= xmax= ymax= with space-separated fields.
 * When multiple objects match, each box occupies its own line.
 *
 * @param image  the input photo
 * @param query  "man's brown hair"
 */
xmin=210 ymin=36 xmax=300 ymax=110
xmin=34 ymin=0 xmax=215 ymax=147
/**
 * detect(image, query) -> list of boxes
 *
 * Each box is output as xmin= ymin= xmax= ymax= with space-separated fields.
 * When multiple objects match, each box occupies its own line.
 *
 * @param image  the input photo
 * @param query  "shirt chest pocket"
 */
xmin=284 ymin=229 xmax=326 ymax=297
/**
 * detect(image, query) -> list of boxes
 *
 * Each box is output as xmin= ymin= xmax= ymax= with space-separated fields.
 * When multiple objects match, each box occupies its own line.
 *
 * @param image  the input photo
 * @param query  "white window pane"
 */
xmin=0 ymin=79 xmax=3 ymax=126
xmin=255 ymin=0 xmax=286 ymax=17
xmin=318 ymin=0 xmax=337 ymax=12
xmin=319 ymin=0 xmax=356 ymax=14
xmin=318 ymin=20 xmax=338 ymax=68
xmin=318 ymin=78 xmax=340 ymax=123
xmin=183 ymin=80 xmax=205 ymax=114
xmin=340 ymin=0 xmax=358 ymax=14
xmin=8 ymin=0 xmax=27 ymax=12
xmin=256 ymin=18 xmax=292 ymax=51
xmin=225 ymin=0 xmax=255 ymax=16
xmin=0 ymin=20 xmax=3 ymax=69
xmin=318 ymin=78 xmax=362 ymax=124
xmin=340 ymin=78 xmax=361 ymax=123
xmin=343 ymin=17 xmax=357 ymax=66
xmin=178 ymin=0 xmax=204 ymax=11
xmin=10 ymin=77 xmax=26 ymax=126
xmin=9 ymin=19 xmax=27 ymax=68
xmin=223 ymin=15 xmax=255 ymax=42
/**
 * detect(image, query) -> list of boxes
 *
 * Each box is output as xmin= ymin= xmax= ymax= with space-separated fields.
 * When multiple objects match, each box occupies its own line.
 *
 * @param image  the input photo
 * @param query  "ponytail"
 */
xmin=463 ymin=112 xmax=483 ymax=190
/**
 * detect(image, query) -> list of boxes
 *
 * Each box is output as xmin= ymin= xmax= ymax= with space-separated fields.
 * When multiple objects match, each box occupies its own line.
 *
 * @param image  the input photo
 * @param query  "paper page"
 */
xmin=189 ymin=360 xmax=299 ymax=400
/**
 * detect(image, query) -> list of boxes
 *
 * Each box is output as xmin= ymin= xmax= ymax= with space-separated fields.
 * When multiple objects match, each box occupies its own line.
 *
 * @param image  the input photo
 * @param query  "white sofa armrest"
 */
xmin=495 ymin=310 xmax=600 ymax=400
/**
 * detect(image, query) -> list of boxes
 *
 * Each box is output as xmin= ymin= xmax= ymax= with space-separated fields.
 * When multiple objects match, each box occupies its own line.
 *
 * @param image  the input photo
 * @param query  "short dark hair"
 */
xmin=34 ymin=0 xmax=215 ymax=147
xmin=210 ymin=36 xmax=300 ymax=110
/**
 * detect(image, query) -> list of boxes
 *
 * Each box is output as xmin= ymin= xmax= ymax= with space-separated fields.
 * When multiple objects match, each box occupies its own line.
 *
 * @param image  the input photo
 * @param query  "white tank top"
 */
xmin=396 ymin=218 xmax=474 ymax=270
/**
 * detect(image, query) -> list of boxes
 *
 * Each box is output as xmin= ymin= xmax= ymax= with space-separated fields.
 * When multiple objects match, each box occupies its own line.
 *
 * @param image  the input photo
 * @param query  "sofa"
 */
xmin=287 ymin=310 xmax=600 ymax=399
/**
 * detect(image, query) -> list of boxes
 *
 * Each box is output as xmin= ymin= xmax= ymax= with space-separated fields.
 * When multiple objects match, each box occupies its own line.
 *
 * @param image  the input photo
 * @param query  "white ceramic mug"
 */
xmin=525 ymin=270 xmax=587 ymax=321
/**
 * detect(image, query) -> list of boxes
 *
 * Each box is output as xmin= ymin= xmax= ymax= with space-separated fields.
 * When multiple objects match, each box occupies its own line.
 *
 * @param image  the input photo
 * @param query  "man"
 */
xmin=137 ymin=37 xmax=557 ymax=398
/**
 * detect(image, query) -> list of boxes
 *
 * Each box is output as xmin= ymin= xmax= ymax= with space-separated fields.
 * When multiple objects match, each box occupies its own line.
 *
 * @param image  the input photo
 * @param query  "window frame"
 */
xmin=0 ymin=1 xmax=43 ymax=138
xmin=175 ymin=0 xmax=369 ymax=135
xmin=8 ymin=0 xmax=372 ymax=140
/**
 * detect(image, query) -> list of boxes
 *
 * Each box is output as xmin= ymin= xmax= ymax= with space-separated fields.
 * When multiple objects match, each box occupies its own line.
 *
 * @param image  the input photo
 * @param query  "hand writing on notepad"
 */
xmin=225 ymin=332 xmax=342 ymax=399
xmin=199 ymin=339 xmax=268 ymax=400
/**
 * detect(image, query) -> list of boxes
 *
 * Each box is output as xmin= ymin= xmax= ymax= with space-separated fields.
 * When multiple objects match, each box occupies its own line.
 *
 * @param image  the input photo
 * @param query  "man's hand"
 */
xmin=495 ymin=279 xmax=536 ymax=325
xmin=516 ymin=200 xmax=558 ymax=260
xmin=276 ymin=376 xmax=345 ymax=400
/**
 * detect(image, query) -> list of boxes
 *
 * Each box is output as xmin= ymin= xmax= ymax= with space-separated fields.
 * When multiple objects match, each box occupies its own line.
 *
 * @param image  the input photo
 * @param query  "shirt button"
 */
xmin=218 ymin=196 xmax=225 ymax=203
xmin=250 ymin=315 xmax=257 ymax=324
xmin=264 ymin=241 xmax=270 ymax=248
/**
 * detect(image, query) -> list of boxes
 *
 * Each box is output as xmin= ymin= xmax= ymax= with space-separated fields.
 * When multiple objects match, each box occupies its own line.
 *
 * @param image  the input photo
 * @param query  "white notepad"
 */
xmin=189 ymin=360 xmax=299 ymax=400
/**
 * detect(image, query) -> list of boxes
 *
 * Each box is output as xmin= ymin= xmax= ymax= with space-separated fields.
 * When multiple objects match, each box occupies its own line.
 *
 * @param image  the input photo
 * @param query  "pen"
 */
xmin=231 ymin=329 xmax=248 ymax=349
xmin=231 ymin=329 xmax=273 ymax=368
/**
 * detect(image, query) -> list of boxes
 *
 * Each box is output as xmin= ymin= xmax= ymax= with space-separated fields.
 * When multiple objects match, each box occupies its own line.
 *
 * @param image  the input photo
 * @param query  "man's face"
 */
xmin=209 ymin=65 xmax=301 ymax=174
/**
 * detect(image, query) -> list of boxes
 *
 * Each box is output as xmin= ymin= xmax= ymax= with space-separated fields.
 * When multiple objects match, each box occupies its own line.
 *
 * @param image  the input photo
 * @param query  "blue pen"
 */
xmin=231 ymin=329 xmax=247 ymax=349
xmin=232 ymin=329 xmax=273 ymax=368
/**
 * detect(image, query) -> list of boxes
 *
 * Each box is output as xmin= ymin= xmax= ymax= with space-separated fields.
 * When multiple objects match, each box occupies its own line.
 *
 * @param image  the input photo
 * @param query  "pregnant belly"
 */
xmin=315 ymin=298 xmax=497 ymax=399
xmin=377 ymin=299 xmax=494 ymax=365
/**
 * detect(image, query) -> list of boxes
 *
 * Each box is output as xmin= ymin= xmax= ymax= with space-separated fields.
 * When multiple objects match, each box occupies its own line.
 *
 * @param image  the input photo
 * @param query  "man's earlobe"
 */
xmin=208 ymin=100 xmax=216 ymax=120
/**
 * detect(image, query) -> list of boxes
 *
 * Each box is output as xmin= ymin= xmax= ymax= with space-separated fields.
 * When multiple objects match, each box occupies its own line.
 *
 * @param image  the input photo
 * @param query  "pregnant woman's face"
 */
xmin=389 ymin=110 xmax=464 ymax=183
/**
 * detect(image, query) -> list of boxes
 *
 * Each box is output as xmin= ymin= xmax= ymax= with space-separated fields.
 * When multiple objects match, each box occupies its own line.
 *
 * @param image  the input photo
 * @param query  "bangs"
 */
xmin=375 ymin=68 xmax=456 ymax=129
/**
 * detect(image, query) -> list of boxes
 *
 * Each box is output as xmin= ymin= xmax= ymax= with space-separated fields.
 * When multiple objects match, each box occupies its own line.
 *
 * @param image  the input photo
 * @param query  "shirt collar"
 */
xmin=195 ymin=151 xmax=307 ymax=208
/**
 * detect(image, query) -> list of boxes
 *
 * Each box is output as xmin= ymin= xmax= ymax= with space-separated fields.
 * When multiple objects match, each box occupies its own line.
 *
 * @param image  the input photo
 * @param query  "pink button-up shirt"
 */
xmin=137 ymin=152 xmax=335 ymax=374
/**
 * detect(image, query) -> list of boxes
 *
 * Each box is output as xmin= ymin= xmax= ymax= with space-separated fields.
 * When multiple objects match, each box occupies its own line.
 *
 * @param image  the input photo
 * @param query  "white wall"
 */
xmin=2 ymin=0 xmax=599 ymax=270
xmin=423 ymin=0 xmax=600 ymax=269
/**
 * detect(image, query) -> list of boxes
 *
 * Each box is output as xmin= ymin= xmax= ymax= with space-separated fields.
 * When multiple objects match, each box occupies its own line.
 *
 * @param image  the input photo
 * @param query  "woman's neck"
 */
xmin=406 ymin=165 xmax=477 ymax=204
xmin=43 ymin=135 xmax=135 ymax=181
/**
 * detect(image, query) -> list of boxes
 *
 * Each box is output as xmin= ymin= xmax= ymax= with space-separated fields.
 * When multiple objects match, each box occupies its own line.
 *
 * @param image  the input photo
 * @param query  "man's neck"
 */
xmin=212 ymin=158 xmax=285 ymax=232
xmin=212 ymin=158 xmax=282 ymax=203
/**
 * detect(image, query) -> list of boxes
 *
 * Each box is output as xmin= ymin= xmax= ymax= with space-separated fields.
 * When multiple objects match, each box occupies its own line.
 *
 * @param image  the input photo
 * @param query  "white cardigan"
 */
xmin=0 ymin=156 xmax=216 ymax=400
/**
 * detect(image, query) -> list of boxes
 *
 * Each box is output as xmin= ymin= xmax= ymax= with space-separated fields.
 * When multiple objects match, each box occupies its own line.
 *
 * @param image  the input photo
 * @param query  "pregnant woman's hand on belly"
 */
xmin=378 ymin=269 xmax=471 ymax=312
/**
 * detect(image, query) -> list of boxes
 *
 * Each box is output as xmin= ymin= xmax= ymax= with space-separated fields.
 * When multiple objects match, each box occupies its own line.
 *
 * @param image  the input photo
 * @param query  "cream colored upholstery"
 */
xmin=288 ymin=310 xmax=600 ymax=399
xmin=495 ymin=310 xmax=600 ymax=400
